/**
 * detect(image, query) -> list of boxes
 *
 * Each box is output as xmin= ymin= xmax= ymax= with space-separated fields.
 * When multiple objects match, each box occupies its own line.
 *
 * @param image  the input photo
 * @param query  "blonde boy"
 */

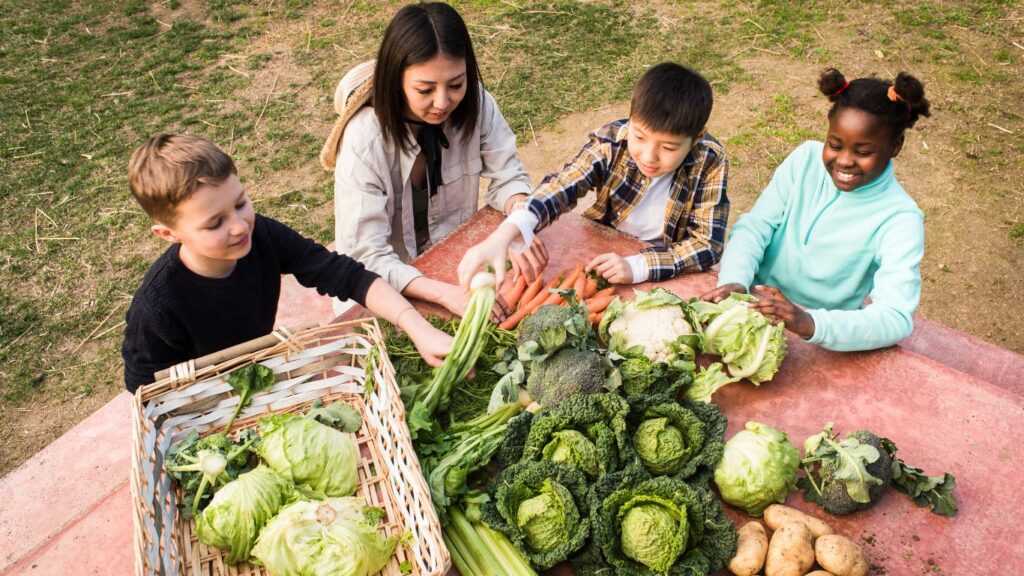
xmin=122 ymin=134 xmax=449 ymax=391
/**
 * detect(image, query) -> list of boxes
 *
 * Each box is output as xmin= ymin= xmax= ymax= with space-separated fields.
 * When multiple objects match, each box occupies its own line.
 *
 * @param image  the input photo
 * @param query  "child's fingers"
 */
xmin=586 ymin=253 xmax=611 ymax=272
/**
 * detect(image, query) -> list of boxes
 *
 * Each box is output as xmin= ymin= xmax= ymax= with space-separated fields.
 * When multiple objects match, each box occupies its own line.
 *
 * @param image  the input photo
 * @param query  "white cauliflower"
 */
xmin=605 ymin=292 xmax=694 ymax=362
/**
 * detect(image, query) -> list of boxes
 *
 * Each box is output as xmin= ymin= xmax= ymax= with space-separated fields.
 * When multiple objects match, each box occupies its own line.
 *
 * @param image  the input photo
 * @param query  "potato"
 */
xmin=805 ymin=571 xmax=836 ymax=576
xmin=764 ymin=504 xmax=833 ymax=539
xmin=815 ymin=534 xmax=869 ymax=576
xmin=765 ymin=522 xmax=815 ymax=576
xmin=728 ymin=521 xmax=768 ymax=576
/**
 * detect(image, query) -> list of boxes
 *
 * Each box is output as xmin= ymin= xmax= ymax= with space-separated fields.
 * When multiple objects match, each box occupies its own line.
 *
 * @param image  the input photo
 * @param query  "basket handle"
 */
xmin=152 ymin=322 xmax=317 ymax=382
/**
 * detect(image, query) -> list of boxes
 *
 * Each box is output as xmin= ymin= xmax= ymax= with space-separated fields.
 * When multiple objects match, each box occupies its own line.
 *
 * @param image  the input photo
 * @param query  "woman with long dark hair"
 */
xmin=322 ymin=2 xmax=544 ymax=316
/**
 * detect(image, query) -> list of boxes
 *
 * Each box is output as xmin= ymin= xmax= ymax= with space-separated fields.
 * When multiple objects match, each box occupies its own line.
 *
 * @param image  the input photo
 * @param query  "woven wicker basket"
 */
xmin=130 ymin=319 xmax=449 ymax=576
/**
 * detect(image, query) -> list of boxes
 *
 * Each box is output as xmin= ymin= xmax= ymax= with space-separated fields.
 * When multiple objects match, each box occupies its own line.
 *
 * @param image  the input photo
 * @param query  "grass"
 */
xmin=0 ymin=0 xmax=1021 ymax=475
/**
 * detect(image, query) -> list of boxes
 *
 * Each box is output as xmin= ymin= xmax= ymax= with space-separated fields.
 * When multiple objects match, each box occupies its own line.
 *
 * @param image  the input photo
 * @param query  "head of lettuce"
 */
xmin=257 ymin=413 xmax=360 ymax=498
xmin=252 ymin=497 xmax=400 ymax=576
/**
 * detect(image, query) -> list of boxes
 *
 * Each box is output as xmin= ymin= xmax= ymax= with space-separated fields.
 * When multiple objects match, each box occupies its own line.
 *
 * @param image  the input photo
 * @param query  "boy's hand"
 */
xmin=586 ymin=253 xmax=633 ymax=285
xmin=457 ymin=220 xmax=522 ymax=289
xmin=750 ymin=285 xmax=815 ymax=340
xmin=406 ymin=322 xmax=454 ymax=368
xmin=700 ymin=283 xmax=747 ymax=303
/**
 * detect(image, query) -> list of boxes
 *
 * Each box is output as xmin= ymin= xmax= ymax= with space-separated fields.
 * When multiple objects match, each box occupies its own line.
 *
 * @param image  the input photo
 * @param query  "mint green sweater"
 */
xmin=717 ymin=141 xmax=924 ymax=351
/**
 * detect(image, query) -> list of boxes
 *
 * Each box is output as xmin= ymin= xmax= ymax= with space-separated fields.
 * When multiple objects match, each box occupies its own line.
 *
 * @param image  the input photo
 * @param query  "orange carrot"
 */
xmin=517 ymin=276 xmax=544 ymax=311
xmin=585 ymin=287 xmax=617 ymax=313
xmin=587 ymin=295 xmax=615 ymax=314
xmin=572 ymin=270 xmax=587 ymax=299
xmin=505 ymin=276 xmax=528 ymax=310
xmin=504 ymin=275 xmax=562 ymax=328
xmin=582 ymin=275 xmax=598 ymax=299
xmin=543 ymin=265 xmax=583 ymax=305
xmin=588 ymin=312 xmax=601 ymax=326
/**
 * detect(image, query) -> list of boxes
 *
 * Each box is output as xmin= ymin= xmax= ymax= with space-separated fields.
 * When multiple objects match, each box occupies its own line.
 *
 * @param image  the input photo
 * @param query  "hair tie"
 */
xmin=887 ymin=85 xmax=903 ymax=103
xmin=833 ymin=80 xmax=850 ymax=97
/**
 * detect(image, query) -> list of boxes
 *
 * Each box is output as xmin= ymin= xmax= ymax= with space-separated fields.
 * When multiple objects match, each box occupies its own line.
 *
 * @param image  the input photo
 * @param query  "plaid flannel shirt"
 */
xmin=526 ymin=119 xmax=730 ymax=281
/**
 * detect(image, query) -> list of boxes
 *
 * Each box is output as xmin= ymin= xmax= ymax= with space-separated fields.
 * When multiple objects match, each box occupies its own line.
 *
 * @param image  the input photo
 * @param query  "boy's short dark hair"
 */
xmin=630 ymin=62 xmax=713 ymax=138
xmin=128 ymin=133 xmax=237 ymax=224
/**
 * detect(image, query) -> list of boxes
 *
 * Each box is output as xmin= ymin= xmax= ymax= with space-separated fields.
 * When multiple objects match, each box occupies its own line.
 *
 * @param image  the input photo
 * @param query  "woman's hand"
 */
xmin=586 ymin=252 xmax=634 ymax=285
xmin=700 ymin=283 xmax=747 ymax=303
xmin=435 ymin=281 xmax=506 ymax=322
xmin=750 ymin=285 xmax=815 ymax=339
xmin=457 ymin=220 xmax=522 ymax=289
xmin=510 ymin=235 xmax=548 ymax=284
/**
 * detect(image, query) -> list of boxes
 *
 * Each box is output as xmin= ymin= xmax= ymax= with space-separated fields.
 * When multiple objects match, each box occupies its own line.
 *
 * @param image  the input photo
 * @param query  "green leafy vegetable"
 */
xmin=799 ymin=424 xmax=889 ymax=514
xmin=195 ymin=465 xmax=293 ymax=564
xmin=224 ymin=364 xmax=275 ymax=431
xmin=691 ymin=294 xmax=787 ymax=385
xmin=257 ymin=412 xmax=359 ymax=498
xmin=616 ymin=355 xmax=694 ymax=409
xmin=633 ymin=401 xmax=726 ymax=480
xmin=881 ymin=438 xmax=958 ymax=516
xmin=422 ymin=402 xmax=525 ymax=513
xmin=541 ymin=430 xmax=600 ymax=477
xmin=408 ymin=273 xmax=497 ymax=438
xmin=164 ymin=429 xmax=257 ymax=518
xmin=592 ymin=475 xmax=738 ymax=576
xmin=307 ymin=400 xmax=362 ymax=433
xmin=251 ymin=497 xmax=400 ymax=576
xmin=444 ymin=499 xmax=538 ymax=576
xmin=714 ymin=421 xmax=799 ymax=516
xmin=482 ymin=460 xmax=591 ymax=569
xmin=686 ymin=362 xmax=739 ymax=403
xmin=514 ymin=393 xmax=631 ymax=479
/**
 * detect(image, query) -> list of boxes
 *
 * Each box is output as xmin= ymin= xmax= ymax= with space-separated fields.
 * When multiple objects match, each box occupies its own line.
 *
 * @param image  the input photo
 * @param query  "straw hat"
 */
xmin=319 ymin=59 xmax=375 ymax=170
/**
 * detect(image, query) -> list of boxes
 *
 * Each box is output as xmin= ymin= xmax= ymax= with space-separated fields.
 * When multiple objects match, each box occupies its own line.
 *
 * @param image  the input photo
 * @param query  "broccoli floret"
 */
xmin=526 ymin=348 xmax=606 ymax=408
xmin=517 ymin=303 xmax=592 ymax=363
xmin=800 ymin=429 xmax=893 ymax=515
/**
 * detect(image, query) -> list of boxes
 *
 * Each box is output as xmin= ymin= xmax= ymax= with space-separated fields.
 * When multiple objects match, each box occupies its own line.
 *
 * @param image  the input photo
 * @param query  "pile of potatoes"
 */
xmin=728 ymin=504 xmax=869 ymax=576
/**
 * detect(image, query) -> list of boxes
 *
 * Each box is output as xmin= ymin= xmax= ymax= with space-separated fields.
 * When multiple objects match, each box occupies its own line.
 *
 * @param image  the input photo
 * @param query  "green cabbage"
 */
xmin=618 ymin=494 xmax=688 ymax=573
xmin=694 ymin=294 xmax=787 ymax=385
xmin=542 ymin=430 xmax=599 ymax=477
xmin=257 ymin=413 xmax=359 ymax=498
xmin=592 ymin=474 xmax=737 ymax=576
xmin=516 ymin=478 xmax=577 ymax=553
xmin=481 ymin=460 xmax=590 ymax=569
xmin=195 ymin=465 xmax=293 ymax=564
xmin=714 ymin=421 xmax=799 ymax=516
xmin=251 ymin=497 xmax=399 ymax=576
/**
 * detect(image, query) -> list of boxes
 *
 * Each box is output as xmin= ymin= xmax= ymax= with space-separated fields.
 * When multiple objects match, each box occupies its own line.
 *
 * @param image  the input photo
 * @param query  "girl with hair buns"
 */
xmin=322 ymin=2 xmax=543 ymax=318
xmin=702 ymin=68 xmax=931 ymax=351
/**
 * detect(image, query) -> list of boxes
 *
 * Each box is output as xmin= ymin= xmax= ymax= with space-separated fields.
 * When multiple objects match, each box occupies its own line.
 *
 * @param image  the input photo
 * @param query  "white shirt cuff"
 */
xmin=624 ymin=254 xmax=648 ymax=284
xmin=506 ymin=208 xmax=540 ymax=252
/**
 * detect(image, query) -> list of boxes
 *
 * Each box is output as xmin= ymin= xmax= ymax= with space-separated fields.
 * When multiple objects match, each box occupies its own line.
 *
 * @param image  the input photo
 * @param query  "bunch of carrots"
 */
xmin=497 ymin=263 xmax=617 ymax=330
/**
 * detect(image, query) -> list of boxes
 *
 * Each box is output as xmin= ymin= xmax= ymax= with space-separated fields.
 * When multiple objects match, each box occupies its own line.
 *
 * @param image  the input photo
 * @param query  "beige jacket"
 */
xmin=333 ymin=88 xmax=531 ymax=292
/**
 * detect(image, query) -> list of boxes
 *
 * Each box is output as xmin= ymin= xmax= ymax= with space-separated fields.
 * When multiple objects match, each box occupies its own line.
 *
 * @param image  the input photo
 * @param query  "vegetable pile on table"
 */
xmin=382 ymin=273 xmax=748 ymax=576
xmin=164 ymin=393 xmax=404 ymax=576
xmin=384 ymin=271 xmax=959 ymax=576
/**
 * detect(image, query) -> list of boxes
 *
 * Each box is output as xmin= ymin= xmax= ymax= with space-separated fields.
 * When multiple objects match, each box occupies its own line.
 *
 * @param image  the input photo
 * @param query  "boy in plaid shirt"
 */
xmin=458 ymin=62 xmax=729 ymax=287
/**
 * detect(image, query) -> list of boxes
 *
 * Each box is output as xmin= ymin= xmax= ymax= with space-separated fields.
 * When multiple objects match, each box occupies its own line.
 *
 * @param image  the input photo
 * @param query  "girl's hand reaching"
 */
xmin=750 ymin=285 xmax=816 ymax=340
xmin=700 ymin=283 xmax=747 ymax=303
